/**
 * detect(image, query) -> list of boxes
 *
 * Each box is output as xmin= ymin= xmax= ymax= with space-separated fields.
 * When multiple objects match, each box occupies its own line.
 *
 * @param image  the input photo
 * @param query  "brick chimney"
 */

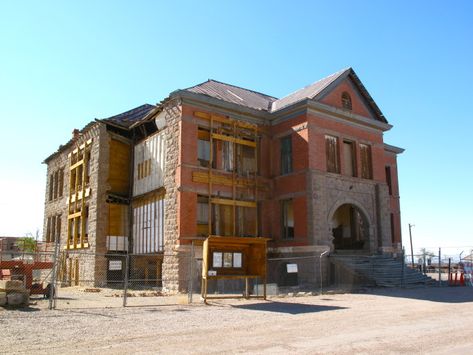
xmin=72 ymin=129 xmax=80 ymax=140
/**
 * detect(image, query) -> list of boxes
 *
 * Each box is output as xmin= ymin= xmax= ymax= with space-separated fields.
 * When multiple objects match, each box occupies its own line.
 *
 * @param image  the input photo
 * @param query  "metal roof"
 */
xmin=100 ymin=104 xmax=156 ymax=128
xmin=180 ymin=69 xmax=386 ymax=122
xmin=184 ymin=79 xmax=277 ymax=111
xmin=270 ymin=68 xmax=350 ymax=112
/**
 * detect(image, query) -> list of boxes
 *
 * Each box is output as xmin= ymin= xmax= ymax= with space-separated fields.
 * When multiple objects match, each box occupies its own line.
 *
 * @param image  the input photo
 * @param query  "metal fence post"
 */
xmin=49 ymin=237 xmax=60 ymax=310
xmin=319 ymin=251 xmax=329 ymax=295
xmin=401 ymin=247 xmax=405 ymax=288
xmin=438 ymin=247 xmax=441 ymax=287
xmin=188 ymin=242 xmax=194 ymax=304
xmin=123 ymin=254 xmax=129 ymax=307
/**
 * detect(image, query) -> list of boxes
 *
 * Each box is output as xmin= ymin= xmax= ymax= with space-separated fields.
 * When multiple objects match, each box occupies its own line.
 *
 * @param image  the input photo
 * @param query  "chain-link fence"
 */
xmin=3 ymin=245 xmax=472 ymax=310
xmin=404 ymin=246 xmax=473 ymax=286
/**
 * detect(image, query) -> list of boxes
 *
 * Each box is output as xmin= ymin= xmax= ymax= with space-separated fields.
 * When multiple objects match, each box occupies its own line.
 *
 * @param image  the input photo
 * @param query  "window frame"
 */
xmin=281 ymin=199 xmax=295 ymax=240
xmin=280 ymin=135 xmax=293 ymax=175
xmin=341 ymin=92 xmax=352 ymax=110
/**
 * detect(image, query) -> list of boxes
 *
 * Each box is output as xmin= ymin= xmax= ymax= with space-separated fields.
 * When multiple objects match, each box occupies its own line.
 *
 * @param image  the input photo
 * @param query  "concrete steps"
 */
xmin=330 ymin=255 xmax=437 ymax=288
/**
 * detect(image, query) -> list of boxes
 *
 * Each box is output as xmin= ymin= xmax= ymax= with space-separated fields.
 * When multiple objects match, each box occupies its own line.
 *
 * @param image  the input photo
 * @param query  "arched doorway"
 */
xmin=331 ymin=204 xmax=369 ymax=251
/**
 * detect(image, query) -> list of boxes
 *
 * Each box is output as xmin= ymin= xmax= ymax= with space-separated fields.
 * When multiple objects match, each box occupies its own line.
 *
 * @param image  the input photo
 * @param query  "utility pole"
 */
xmin=409 ymin=223 xmax=415 ymax=268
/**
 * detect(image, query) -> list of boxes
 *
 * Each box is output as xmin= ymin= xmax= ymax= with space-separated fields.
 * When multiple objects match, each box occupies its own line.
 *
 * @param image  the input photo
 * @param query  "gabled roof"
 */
xmin=100 ymin=104 xmax=156 ymax=128
xmin=179 ymin=69 xmax=387 ymax=123
xmin=271 ymin=68 xmax=349 ymax=112
xmin=183 ymin=79 xmax=277 ymax=111
xmin=270 ymin=67 xmax=387 ymax=123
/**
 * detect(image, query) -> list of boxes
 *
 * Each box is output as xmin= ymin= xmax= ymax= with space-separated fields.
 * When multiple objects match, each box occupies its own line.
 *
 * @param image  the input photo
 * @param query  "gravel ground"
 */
xmin=1 ymin=287 xmax=473 ymax=354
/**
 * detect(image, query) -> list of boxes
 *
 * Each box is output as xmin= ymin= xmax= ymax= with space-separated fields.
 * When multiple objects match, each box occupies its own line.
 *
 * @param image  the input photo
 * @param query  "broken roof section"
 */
xmin=99 ymin=104 xmax=156 ymax=128
xmin=43 ymin=104 xmax=155 ymax=163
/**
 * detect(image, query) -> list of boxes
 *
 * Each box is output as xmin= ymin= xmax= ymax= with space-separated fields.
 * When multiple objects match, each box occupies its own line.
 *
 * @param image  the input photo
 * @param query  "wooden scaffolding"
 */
xmin=192 ymin=111 xmax=268 ymax=302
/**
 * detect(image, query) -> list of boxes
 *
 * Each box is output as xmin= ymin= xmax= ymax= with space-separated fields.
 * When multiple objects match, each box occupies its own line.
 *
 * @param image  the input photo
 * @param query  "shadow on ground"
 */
xmin=232 ymin=301 xmax=347 ymax=315
xmin=366 ymin=286 xmax=473 ymax=303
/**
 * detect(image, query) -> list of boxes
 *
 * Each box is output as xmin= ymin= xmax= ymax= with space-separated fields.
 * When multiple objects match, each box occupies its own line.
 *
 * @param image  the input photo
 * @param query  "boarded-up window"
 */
xmin=343 ymin=141 xmax=356 ymax=177
xmin=326 ymin=135 xmax=340 ymax=173
xmin=281 ymin=199 xmax=294 ymax=240
xmin=385 ymin=166 xmax=392 ymax=195
xmin=280 ymin=135 xmax=292 ymax=175
xmin=360 ymin=144 xmax=372 ymax=179
xmin=342 ymin=92 xmax=352 ymax=110
xmin=133 ymin=196 xmax=164 ymax=254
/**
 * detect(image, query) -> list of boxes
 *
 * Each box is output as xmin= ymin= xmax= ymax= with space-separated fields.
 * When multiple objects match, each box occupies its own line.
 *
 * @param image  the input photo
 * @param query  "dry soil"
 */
xmin=1 ymin=287 xmax=473 ymax=354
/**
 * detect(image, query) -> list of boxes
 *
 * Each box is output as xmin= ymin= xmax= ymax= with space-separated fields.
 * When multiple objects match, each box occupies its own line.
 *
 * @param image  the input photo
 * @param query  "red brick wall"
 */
xmin=320 ymin=78 xmax=375 ymax=119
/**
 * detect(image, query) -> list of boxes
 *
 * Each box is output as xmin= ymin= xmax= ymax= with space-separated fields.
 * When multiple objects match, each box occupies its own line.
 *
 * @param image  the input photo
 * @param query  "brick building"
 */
xmin=43 ymin=68 xmax=403 ymax=290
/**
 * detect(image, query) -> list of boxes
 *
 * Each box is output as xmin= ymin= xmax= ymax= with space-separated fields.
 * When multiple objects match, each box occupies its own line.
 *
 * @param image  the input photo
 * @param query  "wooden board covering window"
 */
xmin=360 ymin=144 xmax=372 ymax=179
xmin=326 ymin=135 xmax=340 ymax=173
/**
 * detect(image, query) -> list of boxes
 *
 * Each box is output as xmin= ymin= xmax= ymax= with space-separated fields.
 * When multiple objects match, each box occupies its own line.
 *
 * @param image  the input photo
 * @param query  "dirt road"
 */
xmin=2 ymin=287 xmax=473 ymax=354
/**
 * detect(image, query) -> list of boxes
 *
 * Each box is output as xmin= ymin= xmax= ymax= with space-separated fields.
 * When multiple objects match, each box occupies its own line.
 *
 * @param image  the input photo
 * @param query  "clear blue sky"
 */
xmin=1 ymin=1 xmax=472 ymax=256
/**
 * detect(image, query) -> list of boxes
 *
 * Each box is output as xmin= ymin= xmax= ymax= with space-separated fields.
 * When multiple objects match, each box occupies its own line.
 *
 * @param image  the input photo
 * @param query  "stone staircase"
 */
xmin=330 ymin=254 xmax=437 ymax=288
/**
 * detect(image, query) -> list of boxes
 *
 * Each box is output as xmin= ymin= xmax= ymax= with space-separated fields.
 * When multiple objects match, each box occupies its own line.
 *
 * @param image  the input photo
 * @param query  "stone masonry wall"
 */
xmin=161 ymin=99 xmax=184 ymax=292
xmin=310 ymin=169 xmax=393 ymax=253
xmin=43 ymin=123 xmax=107 ymax=286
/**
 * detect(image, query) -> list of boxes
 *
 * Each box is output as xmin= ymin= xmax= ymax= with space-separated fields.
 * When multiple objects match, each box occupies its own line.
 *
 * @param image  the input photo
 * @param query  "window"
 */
xmin=325 ymin=135 xmax=340 ymax=173
xmin=53 ymin=171 xmax=59 ymax=199
xmin=343 ymin=141 xmax=356 ymax=177
xmin=58 ymin=169 xmax=64 ymax=197
xmin=212 ymin=204 xmax=234 ymax=236
xmin=212 ymin=251 xmax=243 ymax=268
xmin=197 ymin=128 xmax=211 ymax=167
xmin=280 ymin=135 xmax=292 ymax=175
xmin=67 ymin=139 xmax=92 ymax=249
xmin=137 ymin=159 xmax=151 ymax=180
xmin=222 ymin=141 xmax=234 ymax=172
xmin=360 ymin=144 xmax=372 ymax=179
xmin=237 ymin=144 xmax=256 ymax=175
xmin=197 ymin=195 xmax=209 ymax=236
xmin=281 ymin=199 xmax=294 ymax=240
xmin=341 ymin=92 xmax=352 ymax=110
xmin=48 ymin=168 xmax=64 ymax=201
xmin=390 ymin=213 xmax=395 ymax=244
xmin=385 ymin=166 xmax=392 ymax=195
xmin=46 ymin=214 xmax=61 ymax=243
xmin=49 ymin=174 xmax=54 ymax=201
xmin=236 ymin=206 xmax=257 ymax=237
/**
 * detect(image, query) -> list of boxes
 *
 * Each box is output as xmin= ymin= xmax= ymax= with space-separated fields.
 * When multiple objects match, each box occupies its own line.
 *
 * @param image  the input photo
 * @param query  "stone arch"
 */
xmin=327 ymin=199 xmax=373 ymax=252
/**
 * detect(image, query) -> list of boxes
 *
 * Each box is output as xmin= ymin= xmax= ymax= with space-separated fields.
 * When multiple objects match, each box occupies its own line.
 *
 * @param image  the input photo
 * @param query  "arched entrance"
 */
xmin=331 ymin=204 xmax=369 ymax=251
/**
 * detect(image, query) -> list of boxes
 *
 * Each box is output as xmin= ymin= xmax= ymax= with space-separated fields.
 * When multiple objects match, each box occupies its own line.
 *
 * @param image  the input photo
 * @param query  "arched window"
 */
xmin=341 ymin=92 xmax=352 ymax=110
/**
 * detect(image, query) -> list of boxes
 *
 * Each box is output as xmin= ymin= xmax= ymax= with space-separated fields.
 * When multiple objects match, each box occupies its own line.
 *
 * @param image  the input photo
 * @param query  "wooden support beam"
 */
xmin=211 ymin=133 xmax=256 ymax=147
xmin=194 ymin=111 xmax=257 ymax=130
xmin=192 ymin=171 xmax=255 ymax=188
xmin=210 ymin=198 xmax=256 ymax=208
